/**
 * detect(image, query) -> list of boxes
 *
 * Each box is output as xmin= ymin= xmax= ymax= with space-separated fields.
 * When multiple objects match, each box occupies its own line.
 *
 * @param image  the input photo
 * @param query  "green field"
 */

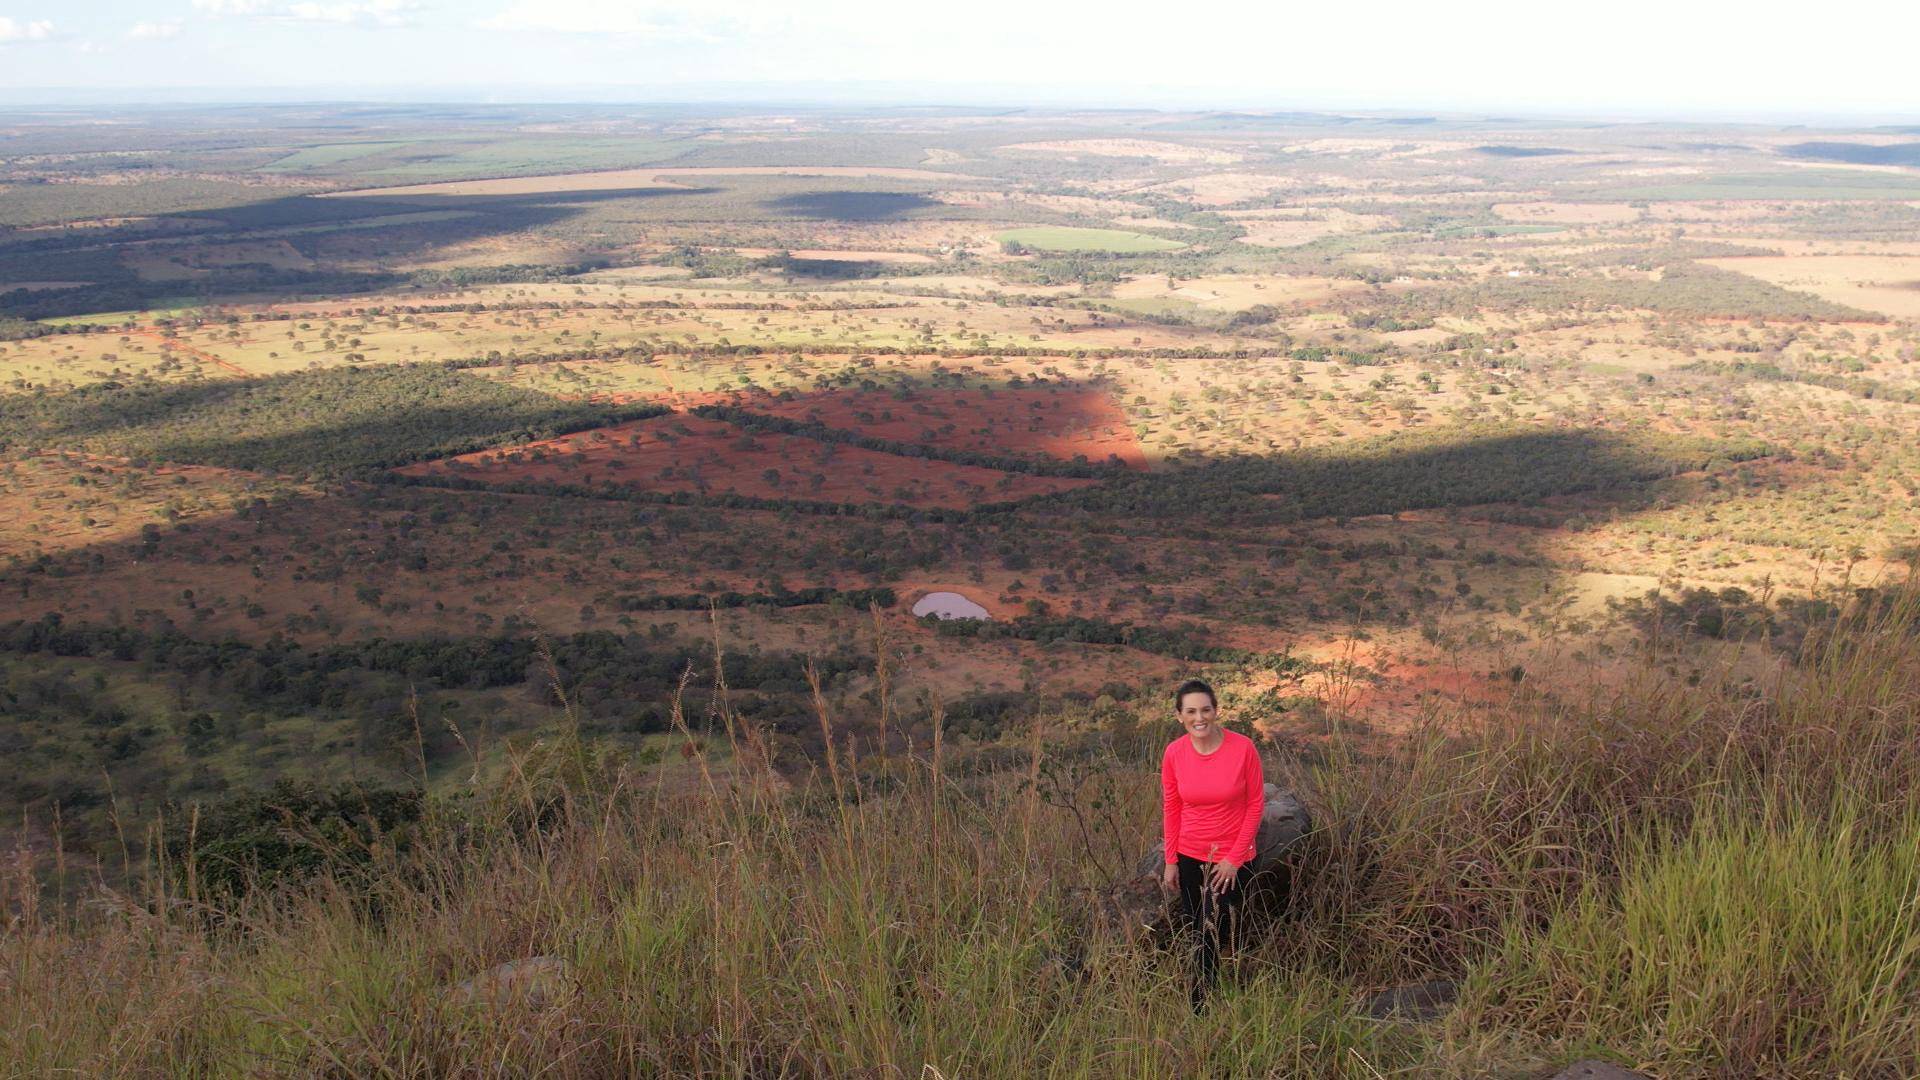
xmin=997 ymin=226 xmax=1187 ymax=253
xmin=1604 ymin=171 xmax=1920 ymax=201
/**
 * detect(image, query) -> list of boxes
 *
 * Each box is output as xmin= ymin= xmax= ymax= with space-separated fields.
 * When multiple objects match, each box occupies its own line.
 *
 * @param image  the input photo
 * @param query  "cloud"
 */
xmin=128 ymin=20 xmax=184 ymax=39
xmin=479 ymin=0 xmax=787 ymax=40
xmin=191 ymin=0 xmax=420 ymax=27
xmin=281 ymin=0 xmax=420 ymax=27
xmin=0 ymin=16 xmax=54 ymax=43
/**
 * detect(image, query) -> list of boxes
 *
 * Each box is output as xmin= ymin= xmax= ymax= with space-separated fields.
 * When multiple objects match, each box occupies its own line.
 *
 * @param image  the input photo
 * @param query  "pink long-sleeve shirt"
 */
xmin=1162 ymin=729 xmax=1264 ymax=866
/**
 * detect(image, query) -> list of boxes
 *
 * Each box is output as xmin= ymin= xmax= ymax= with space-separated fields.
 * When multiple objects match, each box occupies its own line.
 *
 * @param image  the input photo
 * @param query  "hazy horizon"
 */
xmin=0 ymin=85 xmax=1913 ymax=129
xmin=2 ymin=0 xmax=1917 ymax=122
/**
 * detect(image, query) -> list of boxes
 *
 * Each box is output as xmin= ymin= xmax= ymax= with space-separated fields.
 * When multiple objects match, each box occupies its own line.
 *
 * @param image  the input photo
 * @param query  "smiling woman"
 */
xmin=1159 ymin=677 xmax=1264 ymax=1012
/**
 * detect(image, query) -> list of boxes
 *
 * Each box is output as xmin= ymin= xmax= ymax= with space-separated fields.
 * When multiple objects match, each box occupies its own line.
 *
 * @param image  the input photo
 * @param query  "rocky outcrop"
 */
xmin=1093 ymin=783 xmax=1312 ymax=945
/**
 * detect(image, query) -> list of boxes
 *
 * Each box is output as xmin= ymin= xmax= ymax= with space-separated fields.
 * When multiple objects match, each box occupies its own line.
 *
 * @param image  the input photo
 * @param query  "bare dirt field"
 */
xmin=393 ymin=413 xmax=1093 ymax=507
xmin=734 ymin=385 xmax=1148 ymax=469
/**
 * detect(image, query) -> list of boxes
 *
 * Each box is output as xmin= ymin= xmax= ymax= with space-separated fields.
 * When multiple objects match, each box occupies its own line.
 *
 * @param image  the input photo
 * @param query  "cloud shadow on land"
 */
xmin=765 ymin=191 xmax=943 ymax=221
xmin=1 ymin=356 xmax=1778 ymax=533
xmin=0 ymin=185 xmax=719 ymax=320
xmin=0 ymin=377 xmax=1801 ymax=677
xmin=0 ymin=366 xmax=661 ymax=477
xmin=1026 ymin=423 xmax=1772 ymax=529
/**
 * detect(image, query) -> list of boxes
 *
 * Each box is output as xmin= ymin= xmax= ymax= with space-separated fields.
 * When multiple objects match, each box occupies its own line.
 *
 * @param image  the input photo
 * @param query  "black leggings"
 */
xmin=1176 ymin=854 xmax=1252 ymax=1009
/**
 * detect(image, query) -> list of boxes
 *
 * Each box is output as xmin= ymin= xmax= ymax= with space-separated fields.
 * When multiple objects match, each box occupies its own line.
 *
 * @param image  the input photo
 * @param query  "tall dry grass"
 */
xmin=3 ymin=589 xmax=1918 ymax=1077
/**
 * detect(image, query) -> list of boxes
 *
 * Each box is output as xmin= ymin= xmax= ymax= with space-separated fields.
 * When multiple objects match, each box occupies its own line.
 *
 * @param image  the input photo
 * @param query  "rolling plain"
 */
xmin=4 ymin=103 xmax=1920 ymax=1076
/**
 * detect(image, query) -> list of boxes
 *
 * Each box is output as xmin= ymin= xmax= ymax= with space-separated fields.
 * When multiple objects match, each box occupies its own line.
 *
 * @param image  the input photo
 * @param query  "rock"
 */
xmin=1252 ymin=784 xmax=1312 ymax=872
xmin=453 ymin=955 xmax=574 ymax=1009
xmin=1362 ymin=979 xmax=1457 ymax=1021
xmin=1096 ymin=783 xmax=1312 ymax=945
xmin=1547 ymin=1062 xmax=1652 ymax=1080
xmin=1127 ymin=784 xmax=1313 ymax=880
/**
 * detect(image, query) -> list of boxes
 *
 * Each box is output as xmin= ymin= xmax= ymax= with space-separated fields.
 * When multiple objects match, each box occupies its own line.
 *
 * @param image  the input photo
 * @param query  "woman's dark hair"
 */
xmin=1173 ymin=678 xmax=1216 ymax=711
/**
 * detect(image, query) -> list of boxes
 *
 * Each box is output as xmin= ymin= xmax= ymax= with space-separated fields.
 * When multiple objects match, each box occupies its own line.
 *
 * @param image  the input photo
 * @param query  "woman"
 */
xmin=1159 ymin=678 xmax=1264 ymax=1011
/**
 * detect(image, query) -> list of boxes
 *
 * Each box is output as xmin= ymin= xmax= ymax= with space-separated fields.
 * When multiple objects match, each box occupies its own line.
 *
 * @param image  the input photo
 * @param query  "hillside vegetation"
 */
xmin=4 ymin=589 xmax=1919 ymax=1077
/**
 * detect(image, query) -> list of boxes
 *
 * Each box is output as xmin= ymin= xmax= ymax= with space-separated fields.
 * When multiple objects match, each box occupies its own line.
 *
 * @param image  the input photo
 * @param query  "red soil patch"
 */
xmin=678 ymin=385 xmax=1148 ymax=470
xmin=395 ymin=414 xmax=1092 ymax=508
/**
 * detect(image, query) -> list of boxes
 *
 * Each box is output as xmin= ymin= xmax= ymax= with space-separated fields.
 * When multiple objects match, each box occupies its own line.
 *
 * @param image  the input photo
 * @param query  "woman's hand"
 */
xmin=1206 ymin=859 xmax=1241 ymax=897
xmin=1160 ymin=863 xmax=1179 ymax=896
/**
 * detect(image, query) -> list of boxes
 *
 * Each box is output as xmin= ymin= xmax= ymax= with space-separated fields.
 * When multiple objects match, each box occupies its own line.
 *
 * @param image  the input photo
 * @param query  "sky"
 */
xmin=0 ymin=0 xmax=1916 ymax=121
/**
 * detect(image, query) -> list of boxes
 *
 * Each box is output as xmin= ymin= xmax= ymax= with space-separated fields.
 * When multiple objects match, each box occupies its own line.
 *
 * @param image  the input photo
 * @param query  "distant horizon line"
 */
xmin=0 ymin=84 xmax=1916 ymax=128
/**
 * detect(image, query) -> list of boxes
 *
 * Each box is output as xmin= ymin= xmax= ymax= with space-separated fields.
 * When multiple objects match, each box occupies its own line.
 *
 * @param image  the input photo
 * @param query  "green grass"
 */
xmin=1460 ymin=804 xmax=1920 ymax=1076
xmin=997 ymin=226 xmax=1187 ymax=253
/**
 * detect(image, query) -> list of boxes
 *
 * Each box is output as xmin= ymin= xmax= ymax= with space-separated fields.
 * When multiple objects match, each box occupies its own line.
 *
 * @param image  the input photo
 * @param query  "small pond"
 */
xmin=912 ymin=591 xmax=991 ymax=620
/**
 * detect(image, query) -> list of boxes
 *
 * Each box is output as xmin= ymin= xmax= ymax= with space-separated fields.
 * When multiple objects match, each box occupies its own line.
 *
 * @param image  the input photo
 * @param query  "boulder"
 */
xmin=1095 ymin=783 xmax=1312 ymax=945
xmin=453 ymin=955 xmax=575 ymax=1009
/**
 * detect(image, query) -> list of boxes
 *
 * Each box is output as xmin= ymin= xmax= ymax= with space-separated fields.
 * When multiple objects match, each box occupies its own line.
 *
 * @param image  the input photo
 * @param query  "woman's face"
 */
xmin=1177 ymin=692 xmax=1219 ymax=741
